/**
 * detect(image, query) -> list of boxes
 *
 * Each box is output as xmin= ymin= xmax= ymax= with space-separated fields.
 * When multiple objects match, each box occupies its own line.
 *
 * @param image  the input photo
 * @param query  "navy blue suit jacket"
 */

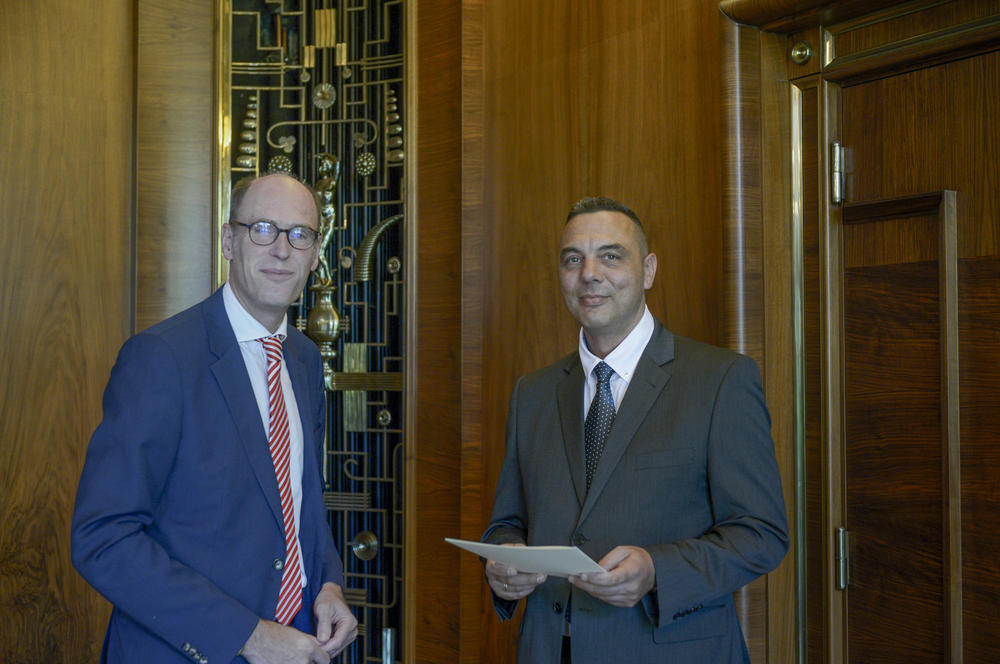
xmin=72 ymin=288 xmax=343 ymax=663
xmin=485 ymin=322 xmax=788 ymax=663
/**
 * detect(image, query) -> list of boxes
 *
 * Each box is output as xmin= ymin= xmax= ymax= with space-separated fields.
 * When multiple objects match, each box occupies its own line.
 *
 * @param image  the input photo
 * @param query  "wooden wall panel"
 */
xmin=958 ymin=257 xmax=1000 ymax=662
xmin=470 ymin=1 xmax=728 ymax=661
xmin=136 ymin=0 xmax=215 ymax=329
xmin=408 ymin=0 xmax=464 ymax=662
xmin=0 ymin=1 xmax=135 ymax=661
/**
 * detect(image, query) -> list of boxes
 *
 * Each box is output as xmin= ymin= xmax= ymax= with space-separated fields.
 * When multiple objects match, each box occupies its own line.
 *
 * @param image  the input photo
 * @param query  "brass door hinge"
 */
xmin=836 ymin=526 xmax=850 ymax=590
xmin=831 ymin=141 xmax=845 ymax=206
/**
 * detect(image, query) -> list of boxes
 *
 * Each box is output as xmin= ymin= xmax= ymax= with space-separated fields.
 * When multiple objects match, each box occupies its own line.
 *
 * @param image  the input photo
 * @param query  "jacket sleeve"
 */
xmin=645 ymin=354 xmax=789 ymax=626
xmin=481 ymin=377 xmax=528 ymax=620
xmin=70 ymin=333 xmax=259 ymax=663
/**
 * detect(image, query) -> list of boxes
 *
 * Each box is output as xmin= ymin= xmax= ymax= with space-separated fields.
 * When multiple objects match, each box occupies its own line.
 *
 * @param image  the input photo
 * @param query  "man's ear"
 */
xmin=643 ymin=253 xmax=658 ymax=289
xmin=221 ymin=223 xmax=234 ymax=260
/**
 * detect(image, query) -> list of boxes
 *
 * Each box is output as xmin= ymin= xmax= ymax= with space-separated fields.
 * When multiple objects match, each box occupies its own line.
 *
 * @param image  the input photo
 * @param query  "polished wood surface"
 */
xmin=136 ymin=0 xmax=215 ymax=329
xmin=843 ymin=260 xmax=945 ymax=662
xmin=406 ymin=0 xmax=464 ymax=662
xmin=729 ymin=1 xmax=1000 ymax=661
xmin=0 ymin=1 xmax=135 ymax=660
xmin=469 ymin=1 xmax=743 ymax=661
xmin=720 ymin=0 xmax=907 ymax=32
xmin=957 ymin=257 xmax=1000 ymax=662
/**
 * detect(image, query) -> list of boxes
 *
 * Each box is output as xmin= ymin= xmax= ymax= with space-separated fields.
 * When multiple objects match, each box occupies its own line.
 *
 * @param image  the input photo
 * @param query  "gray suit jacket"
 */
xmin=484 ymin=321 xmax=788 ymax=663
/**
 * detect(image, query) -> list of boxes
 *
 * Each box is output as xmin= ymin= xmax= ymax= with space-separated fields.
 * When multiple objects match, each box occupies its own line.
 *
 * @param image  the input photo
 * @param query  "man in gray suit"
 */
xmin=483 ymin=197 xmax=789 ymax=663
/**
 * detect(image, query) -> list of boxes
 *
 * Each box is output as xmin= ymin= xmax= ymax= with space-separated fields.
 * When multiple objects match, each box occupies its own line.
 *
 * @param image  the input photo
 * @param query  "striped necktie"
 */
xmin=259 ymin=334 xmax=303 ymax=624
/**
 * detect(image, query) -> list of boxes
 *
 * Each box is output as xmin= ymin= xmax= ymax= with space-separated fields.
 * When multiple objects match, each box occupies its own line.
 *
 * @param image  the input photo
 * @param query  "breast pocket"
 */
xmin=633 ymin=446 xmax=696 ymax=470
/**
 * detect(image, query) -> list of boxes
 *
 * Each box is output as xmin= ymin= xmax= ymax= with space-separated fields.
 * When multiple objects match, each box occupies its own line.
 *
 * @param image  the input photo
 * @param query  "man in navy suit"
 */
xmin=483 ymin=197 xmax=788 ymax=663
xmin=72 ymin=173 xmax=357 ymax=663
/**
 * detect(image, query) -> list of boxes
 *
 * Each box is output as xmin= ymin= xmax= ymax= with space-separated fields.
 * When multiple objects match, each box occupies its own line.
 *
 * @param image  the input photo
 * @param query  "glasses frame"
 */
xmin=231 ymin=219 xmax=319 ymax=250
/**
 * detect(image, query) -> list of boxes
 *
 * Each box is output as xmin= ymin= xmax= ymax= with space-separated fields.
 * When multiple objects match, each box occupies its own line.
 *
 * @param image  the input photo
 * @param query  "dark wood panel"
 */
xmin=410 ymin=1 xmax=464 ymax=663
xmin=798 ymin=83 xmax=826 ymax=664
xmin=0 ymin=1 xmax=135 ymax=661
xmin=958 ymin=256 xmax=1000 ymax=661
xmin=843 ymin=261 xmax=945 ymax=663
xmin=842 ymin=51 xmax=1000 ymax=258
xmin=476 ymin=1 xmax=727 ymax=661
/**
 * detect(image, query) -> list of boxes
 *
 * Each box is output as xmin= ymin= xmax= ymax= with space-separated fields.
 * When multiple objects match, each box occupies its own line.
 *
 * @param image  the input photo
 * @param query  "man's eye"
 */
xmin=603 ymin=253 xmax=620 ymax=262
xmin=253 ymin=222 xmax=277 ymax=235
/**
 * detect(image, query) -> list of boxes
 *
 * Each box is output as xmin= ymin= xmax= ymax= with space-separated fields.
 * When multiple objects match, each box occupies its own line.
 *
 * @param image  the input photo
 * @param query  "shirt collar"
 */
xmin=578 ymin=305 xmax=655 ymax=383
xmin=222 ymin=281 xmax=288 ymax=342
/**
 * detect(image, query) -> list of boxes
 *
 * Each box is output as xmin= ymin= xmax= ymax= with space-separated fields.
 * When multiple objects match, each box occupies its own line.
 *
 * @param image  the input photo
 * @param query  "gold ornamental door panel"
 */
xmin=216 ymin=2 xmax=406 ymax=663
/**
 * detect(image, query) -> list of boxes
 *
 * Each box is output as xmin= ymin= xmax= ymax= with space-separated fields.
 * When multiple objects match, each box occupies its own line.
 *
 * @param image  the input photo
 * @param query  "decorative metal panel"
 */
xmin=221 ymin=2 xmax=405 ymax=662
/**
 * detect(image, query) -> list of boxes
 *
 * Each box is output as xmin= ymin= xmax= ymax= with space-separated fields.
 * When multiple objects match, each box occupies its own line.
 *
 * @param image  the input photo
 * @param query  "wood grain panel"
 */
xmin=721 ymin=17 xmax=769 ymax=662
xmin=408 ymin=1 xmax=464 ymax=662
xmin=0 ymin=1 xmax=135 ymax=660
xmin=843 ymin=261 xmax=945 ymax=663
xmin=720 ymin=0 xmax=904 ymax=32
xmin=475 ymin=1 xmax=729 ymax=661
xmin=957 ymin=256 xmax=1000 ymax=662
xmin=842 ymin=51 xmax=1000 ymax=258
xmin=136 ymin=0 xmax=215 ymax=330
xmin=796 ymin=82 xmax=826 ymax=664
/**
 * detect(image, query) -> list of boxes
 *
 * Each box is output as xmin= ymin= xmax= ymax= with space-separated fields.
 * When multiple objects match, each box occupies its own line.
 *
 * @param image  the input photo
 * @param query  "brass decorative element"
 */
xmin=356 ymin=214 xmax=403 ymax=281
xmin=352 ymin=531 xmax=380 ymax=561
xmin=312 ymin=83 xmax=337 ymax=110
xmin=343 ymin=343 xmax=366 ymax=431
xmin=314 ymin=153 xmax=341 ymax=285
xmin=305 ymin=283 xmax=342 ymax=390
xmin=355 ymin=151 xmax=376 ymax=176
xmin=791 ymin=40 xmax=812 ymax=65
xmin=327 ymin=372 xmax=403 ymax=392
xmin=314 ymin=9 xmax=337 ymax=48
xmin=267 ymin=155 xmax=293 ymax=172
xmin=324 ymin=491 xmax=372 ymax=510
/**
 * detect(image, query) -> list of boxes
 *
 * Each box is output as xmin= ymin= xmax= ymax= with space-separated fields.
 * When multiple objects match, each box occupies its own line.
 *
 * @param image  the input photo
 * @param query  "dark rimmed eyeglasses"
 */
xmin=231 ymin=220 xmax=319 ymax=250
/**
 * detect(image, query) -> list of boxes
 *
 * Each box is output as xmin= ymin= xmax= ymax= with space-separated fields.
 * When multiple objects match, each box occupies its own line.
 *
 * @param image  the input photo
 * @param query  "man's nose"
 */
xmin=269 ymin=232 xmax=294 ymax=257
xmin=580 ymin=256 xmax=602 ymax=281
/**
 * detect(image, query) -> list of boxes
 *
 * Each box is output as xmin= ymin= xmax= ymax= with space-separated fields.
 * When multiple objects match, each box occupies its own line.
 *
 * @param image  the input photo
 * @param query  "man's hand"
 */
xmin=240 ymin=619 xmax=329 ymax=664
xmin=568 ymin=545 xmax=655 ymax=608
xmin=314 ymin=582 xmax=359 ymax=657
xmin=484 ymin=543 xmax=547 ymax=600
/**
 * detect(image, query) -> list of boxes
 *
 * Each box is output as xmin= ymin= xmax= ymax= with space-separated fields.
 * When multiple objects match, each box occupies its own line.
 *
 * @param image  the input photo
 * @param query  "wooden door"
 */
xmin=818 ymin=13 xmax=1000 ymax=662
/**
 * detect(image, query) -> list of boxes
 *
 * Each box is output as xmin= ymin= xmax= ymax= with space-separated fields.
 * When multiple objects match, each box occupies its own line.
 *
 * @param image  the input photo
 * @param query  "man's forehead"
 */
xmin=561 ymin=210 xmax=640 ymax=247
xmin=241 ymin=175 xmax=318 ymax=227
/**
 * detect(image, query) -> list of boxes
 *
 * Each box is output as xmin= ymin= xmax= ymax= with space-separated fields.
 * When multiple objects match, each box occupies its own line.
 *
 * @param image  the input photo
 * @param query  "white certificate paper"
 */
xmin=445 ymin=538 xmax=605 ymax=577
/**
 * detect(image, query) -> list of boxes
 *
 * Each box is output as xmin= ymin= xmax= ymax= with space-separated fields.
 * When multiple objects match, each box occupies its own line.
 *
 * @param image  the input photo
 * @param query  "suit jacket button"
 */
xmin=571 ymin=533 xmax=586 ymax=546
xmin=273 ymin=558 xmax=284 ymax=570
xmin=552 ymin=602 xmax=563 ymax=614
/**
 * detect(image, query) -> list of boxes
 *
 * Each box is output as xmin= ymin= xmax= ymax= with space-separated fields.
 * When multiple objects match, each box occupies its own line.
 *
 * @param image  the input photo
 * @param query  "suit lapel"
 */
xmin=556 ymin=357 xmax=587 ymax=507
xmin=204 ymin=290 xmax=285 ymax=532
xmin=578 ymin=323 xmax=675 ymax=524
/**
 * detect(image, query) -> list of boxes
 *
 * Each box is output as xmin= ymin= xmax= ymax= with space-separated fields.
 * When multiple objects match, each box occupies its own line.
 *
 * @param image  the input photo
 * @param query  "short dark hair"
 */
xmin=229 ymin=172 xmax=322 ymax=227
xmin=566 ymin=196 xmax=649 ymax=255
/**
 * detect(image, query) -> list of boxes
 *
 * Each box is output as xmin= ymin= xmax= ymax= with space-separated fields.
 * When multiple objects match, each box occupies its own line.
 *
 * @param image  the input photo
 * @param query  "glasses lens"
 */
xmin=287 ymin=226 xmax=316 ymax=249
xmin=249 ymin=221 xmax=278 ymax=245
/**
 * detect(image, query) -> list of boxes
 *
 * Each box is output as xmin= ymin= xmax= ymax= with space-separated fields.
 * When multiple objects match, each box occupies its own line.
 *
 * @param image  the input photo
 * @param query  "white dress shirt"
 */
xmin=578 ymin=305 xmax=655 ymax=415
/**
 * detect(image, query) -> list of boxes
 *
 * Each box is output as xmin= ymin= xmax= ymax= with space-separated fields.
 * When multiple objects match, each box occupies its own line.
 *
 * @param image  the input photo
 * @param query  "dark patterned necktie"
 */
xmin=584 ymin=361 xmax=616 ymax=490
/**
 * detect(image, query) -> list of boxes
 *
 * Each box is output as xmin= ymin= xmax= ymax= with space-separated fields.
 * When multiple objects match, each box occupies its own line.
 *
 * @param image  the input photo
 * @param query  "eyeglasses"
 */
xmin=232 ymin=220 xmax=319 ymax=250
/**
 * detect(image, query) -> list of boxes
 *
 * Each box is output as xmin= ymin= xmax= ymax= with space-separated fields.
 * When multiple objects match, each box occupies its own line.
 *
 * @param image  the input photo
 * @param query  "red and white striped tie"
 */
xmin=259 ymin=335 xmax=303 ymax=625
